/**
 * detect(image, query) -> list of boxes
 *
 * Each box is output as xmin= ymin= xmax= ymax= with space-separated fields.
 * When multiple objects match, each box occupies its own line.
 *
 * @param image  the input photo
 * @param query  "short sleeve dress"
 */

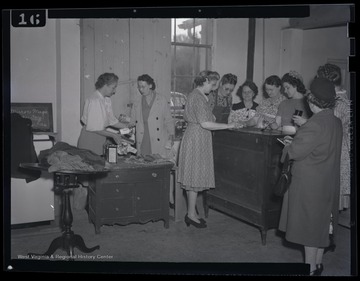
xmin=177 ymin=89 xmax=216 ymax=191
xmin=77 ymin=91 xmax=119 ymax=155
xmin=277 ymin=98 xmax=312 ymax=126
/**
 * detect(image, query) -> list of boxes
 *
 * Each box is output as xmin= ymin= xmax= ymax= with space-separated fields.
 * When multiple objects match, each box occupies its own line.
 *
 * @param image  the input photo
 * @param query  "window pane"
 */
xmin=199 ymin=19 xmax=213 ymax=45
xmin=171 ymin=19 xmax=176 ymax=42
xmin=175 ymin=76 xmax=194 ymax=95
xmin=194 ymin=47 xmax=211 ymax=74
xmin=174 ymin=45 xmax=194 ymax=76
xmin=174 ymin=18 xmax=194 ymax=44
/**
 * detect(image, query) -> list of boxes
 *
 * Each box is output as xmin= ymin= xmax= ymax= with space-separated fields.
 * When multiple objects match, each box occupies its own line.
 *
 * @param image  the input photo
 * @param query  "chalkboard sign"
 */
xmin=11 ymin=103 xmax=53 ymax=132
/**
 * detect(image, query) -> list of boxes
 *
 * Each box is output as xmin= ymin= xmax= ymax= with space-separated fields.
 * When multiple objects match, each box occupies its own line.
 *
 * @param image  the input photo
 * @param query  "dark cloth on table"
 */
xmin=11 ymin=113 xmax=41 ymax=182
xmin=38 ymin=141 xmax=106 ymax=171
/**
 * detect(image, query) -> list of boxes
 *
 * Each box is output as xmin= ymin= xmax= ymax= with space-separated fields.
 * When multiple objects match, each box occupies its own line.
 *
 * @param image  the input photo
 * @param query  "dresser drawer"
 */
xmin=103 ymin=168 xmax=165 ymax=183
xmin=100 ymin=198 xmax=134 ymax=218
xmin=100 ymin=183 xmax=134 ymax=199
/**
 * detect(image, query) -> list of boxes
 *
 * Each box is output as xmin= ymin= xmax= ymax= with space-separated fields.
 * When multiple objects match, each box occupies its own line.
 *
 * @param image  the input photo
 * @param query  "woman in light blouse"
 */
xmin=77 ymin=73 xmax=129 ymax=155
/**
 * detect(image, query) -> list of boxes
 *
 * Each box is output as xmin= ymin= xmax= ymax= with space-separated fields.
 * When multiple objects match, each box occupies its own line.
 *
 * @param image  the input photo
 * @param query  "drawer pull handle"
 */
xmin=115 ymin=207 xmax=119 ymax=211
xmin=152 ymin=173 xmax=157 ymax=178
xmin=115 ymin=175 xmax=119 ymax=178
xmin=115 ymin=189 xmax=119 ymax=192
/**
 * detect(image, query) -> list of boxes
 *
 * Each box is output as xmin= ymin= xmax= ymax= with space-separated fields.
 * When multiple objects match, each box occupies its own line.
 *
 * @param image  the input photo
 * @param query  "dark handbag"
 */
xmin=274 ymin=152 xmax=292 ymax=196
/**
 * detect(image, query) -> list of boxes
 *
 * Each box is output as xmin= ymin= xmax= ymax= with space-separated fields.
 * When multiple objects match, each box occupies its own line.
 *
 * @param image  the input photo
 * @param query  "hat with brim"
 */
xmin=310 ymin=77 xmax=336 ymax=103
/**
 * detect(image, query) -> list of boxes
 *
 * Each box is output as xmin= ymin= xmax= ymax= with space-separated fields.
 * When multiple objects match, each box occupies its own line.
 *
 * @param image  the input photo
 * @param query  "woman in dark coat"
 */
xmin=278 ymin=77 xmax=342 ymax=275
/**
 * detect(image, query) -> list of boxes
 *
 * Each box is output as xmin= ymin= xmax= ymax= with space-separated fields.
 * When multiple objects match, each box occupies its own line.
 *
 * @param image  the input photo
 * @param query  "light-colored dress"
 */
xmin=228 ymin=101 xmax=258 ymax=124
xmin=177 ymin=89 xmax=215 ymax=191
xmin=130 ymin=92 xmax=175 ymax=158
xmin=77 ymin=91 xmax=119 ymax=155
xmin=334 ymin=90 xmax=351 ymax=210
xmin=255 ymin=94 xmax=287 ymax=123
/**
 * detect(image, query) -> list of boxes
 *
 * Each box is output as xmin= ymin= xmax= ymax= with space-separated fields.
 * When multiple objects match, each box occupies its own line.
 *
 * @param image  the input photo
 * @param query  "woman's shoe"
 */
xmin=324 ymin=234 xmax=336 ymax=254
xmin=199 ymin=218 xmax=207 ymax=224
xmin=316 ymin=264 xmax=324 ymax=275
xmin=309 ymin=264 xmax=324 ymax=276
xmin=185 ymin=215 xmax=207 ymax=228
xmin=310 ymin=269 xmax=321 ymax=276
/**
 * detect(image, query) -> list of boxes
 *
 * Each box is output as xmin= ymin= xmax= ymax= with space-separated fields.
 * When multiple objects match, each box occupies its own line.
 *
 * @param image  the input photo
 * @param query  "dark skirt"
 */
xmin=77 ymin=127 xmax=106 ymax=155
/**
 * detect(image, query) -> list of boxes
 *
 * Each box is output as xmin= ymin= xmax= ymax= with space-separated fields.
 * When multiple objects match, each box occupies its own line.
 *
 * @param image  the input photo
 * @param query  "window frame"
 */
xmin=171 ymin=18 xmax=214 ymax=96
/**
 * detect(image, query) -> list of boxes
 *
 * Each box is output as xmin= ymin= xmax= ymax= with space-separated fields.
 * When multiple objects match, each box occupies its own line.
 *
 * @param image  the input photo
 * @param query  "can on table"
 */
xmin=105 ymin=144 xmax=117 ymax=163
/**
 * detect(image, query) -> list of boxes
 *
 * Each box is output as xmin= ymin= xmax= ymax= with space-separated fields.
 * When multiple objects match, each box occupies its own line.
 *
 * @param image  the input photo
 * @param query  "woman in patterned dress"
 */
xmin=228 ymin=80 xmax=259 ymax=127
xmin=177 ymin=70 xmax=235 ymax=228
xmin=207 ymin=73 xmax=238 ymax=123
xmin=247 ymin=75 xmax=287 ymax=129
xmin=317 ymin=64 xmax=351 ymax=210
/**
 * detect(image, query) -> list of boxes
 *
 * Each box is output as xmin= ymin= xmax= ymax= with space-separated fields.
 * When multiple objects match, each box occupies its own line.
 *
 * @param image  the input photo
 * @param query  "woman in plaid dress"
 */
xmin=177 ymin=70 xmax=235 ymax=228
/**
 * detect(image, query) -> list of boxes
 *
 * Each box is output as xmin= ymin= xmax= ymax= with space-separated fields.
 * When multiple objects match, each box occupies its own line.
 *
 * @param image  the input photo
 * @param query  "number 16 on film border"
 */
xmin=11 ymin=10 xmax=46 ymax=28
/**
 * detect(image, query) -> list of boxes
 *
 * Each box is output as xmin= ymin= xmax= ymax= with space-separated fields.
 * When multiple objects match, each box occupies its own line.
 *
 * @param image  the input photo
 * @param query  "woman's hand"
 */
xmin=112 ymin=133 xmax=124 ymax=145
xmin=228 ymin=122 xmax=237 ymax=129
xmin=283 ymin=135 xmax=293 ymax=146
xmin=292 ymin=116 xmax=307 ymax=127
xmin=270 ymin=122 xmax=279 ymax=130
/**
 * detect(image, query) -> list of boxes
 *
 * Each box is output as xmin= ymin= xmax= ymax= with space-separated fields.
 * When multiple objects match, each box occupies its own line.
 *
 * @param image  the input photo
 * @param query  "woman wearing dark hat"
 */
xmin=278 ymin=77 xmax=343 ymax=276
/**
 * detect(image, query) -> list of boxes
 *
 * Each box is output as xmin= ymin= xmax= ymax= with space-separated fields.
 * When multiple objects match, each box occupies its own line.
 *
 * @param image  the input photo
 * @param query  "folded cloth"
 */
xmin=47 ymin=151 xmax=99 ymax=172
xmin=39 ymin=141 xmax=105 ymax=171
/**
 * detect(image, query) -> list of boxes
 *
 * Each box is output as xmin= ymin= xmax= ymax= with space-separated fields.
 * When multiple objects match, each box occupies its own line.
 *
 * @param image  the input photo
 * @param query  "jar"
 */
xmin=105 ymin=144 xmax=117 ymax=163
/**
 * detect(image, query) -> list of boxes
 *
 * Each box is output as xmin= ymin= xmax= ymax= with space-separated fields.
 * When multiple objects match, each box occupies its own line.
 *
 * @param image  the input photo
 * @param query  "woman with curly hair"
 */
xmin=273 ymin=71 xmax=312 ymax=132
xmin=317 ymin=63 xmax=351 ymax=211
xmin=177 ymin=70 xmax=235 ymax=228
xmin=228 ymin=80 xmax=259 ymax=126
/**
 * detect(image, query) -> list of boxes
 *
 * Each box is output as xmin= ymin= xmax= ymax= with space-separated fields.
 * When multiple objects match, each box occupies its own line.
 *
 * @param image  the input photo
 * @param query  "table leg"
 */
xmin=28 ymin=176 xmax=99 ymax=258
xmin=260 ymin=228 xmax=267 ymax=245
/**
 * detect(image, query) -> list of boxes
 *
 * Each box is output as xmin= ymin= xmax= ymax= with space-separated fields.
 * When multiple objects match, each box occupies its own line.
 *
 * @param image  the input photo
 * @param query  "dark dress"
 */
xmin=278 ymin=109 xmax=342 ymax=247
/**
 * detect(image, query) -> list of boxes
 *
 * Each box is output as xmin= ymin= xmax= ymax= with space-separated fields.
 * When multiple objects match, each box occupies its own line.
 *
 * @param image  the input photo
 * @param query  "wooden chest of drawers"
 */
xmin=88 ymin=162 xmax=173 ymax=234
xmin=205 ymin=128 xmax=286 ymax=245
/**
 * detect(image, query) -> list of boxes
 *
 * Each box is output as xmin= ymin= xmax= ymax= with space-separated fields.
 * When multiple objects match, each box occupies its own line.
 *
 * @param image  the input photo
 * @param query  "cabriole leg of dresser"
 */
xmin=95 ymin=223 xmax=101 ymax=234
xmin=260 ymin=228 xmax=267 ymax=245
xmin=164 ymin=217 xmax=169 ymax=228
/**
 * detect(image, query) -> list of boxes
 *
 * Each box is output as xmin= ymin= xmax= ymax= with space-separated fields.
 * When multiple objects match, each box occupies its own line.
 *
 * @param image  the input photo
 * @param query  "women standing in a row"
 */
xmin=130 ymin=74 xmax=175 ymax=158
xmin=77 ymin=73 xmax=129 ymax=155
xmin=278 ymin=77 xmax=343 ymax=275
xmin=177 ymin=70 xmax=235 ymax=228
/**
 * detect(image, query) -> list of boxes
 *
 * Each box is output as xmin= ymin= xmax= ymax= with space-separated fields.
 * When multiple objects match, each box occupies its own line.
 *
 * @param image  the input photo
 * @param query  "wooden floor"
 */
xmin=6 ymin=207 xmax=353 ymax=276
